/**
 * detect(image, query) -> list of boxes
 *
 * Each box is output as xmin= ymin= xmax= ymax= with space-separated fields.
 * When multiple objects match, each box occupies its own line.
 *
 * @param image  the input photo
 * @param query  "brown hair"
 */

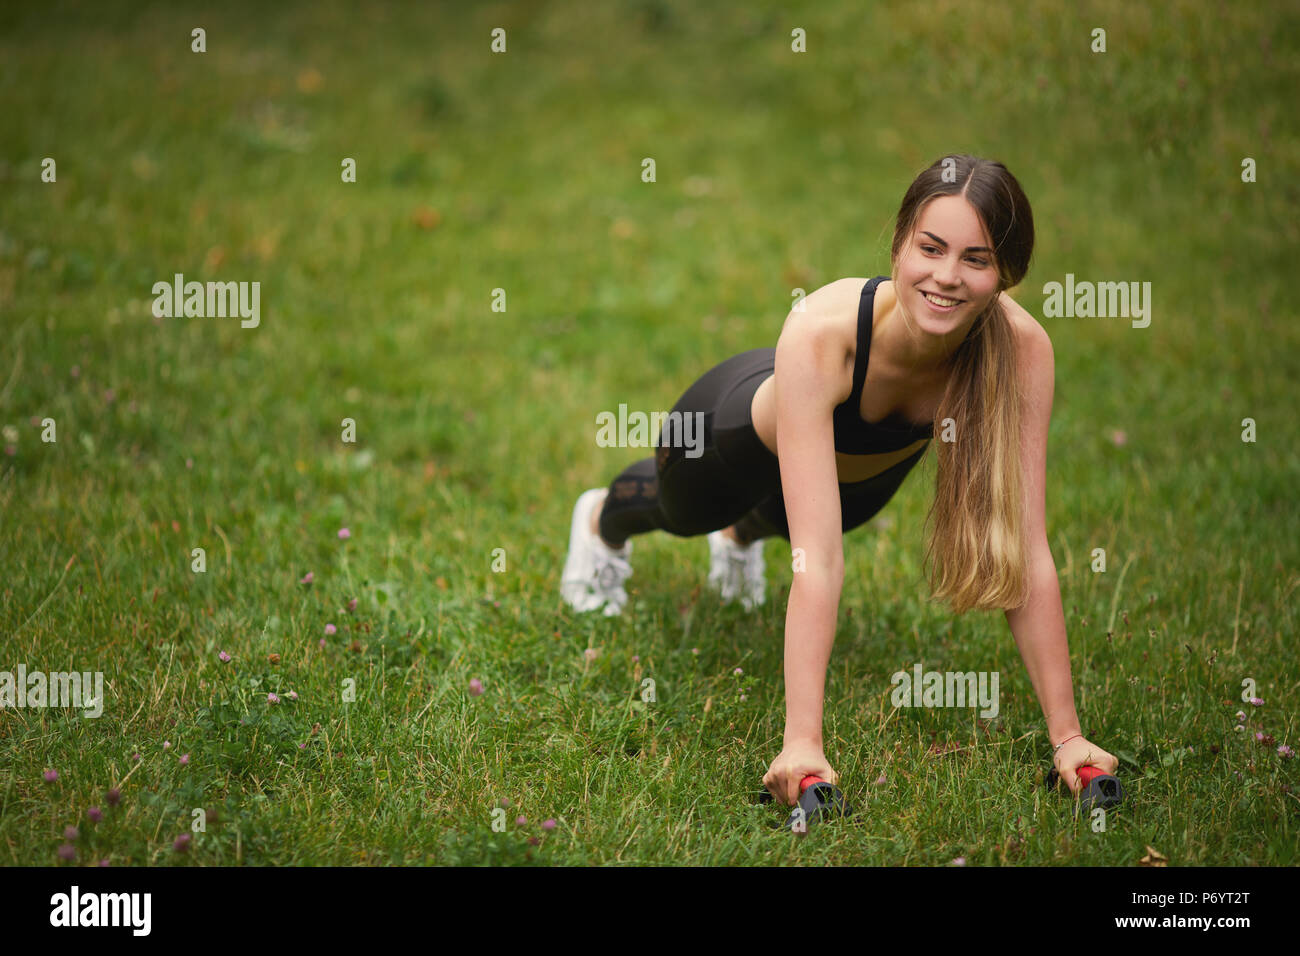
xmin=888 ymin=155 xmax=1036 ymax=612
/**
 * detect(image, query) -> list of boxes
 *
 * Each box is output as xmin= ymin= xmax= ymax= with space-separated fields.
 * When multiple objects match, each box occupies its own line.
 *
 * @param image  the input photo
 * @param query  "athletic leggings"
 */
xmin=598 ymin=348 xmax=929 ymax=548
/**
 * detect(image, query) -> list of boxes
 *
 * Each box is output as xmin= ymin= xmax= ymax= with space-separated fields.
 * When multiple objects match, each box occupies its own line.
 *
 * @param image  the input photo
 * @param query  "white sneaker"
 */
xmin=560 ymin=488 xmax=634 ymax=617
xmin=707 ymin=530 xmax=765 ymax=610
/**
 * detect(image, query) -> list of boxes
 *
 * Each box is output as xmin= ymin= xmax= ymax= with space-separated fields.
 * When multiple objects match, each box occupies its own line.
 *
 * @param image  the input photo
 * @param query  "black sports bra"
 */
xmin=831 ymin=277 xmax=935 ymax=454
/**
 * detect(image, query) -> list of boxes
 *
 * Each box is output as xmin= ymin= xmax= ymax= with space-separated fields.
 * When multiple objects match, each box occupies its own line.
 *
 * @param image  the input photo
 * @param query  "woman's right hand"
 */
xmin=763 ymin=739 xmax=838 ymax=806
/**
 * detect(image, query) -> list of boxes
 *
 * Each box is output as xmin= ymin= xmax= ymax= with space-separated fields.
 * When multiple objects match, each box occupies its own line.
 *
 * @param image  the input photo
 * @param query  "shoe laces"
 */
xmin=594 ymin=551 xmax=632 ymax=590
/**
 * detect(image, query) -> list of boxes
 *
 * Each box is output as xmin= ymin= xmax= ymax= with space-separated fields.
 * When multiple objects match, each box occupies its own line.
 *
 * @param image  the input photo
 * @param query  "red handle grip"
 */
xmin=1077 ymin=765 xmax=1108 ymax=785
xmin=800 ymin=775 xmax=828 ymax=792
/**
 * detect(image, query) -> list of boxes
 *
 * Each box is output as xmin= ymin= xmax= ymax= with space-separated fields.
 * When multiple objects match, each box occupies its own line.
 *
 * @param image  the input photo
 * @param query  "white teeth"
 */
xmin=922 ymin=292 xmax=960 ymax=307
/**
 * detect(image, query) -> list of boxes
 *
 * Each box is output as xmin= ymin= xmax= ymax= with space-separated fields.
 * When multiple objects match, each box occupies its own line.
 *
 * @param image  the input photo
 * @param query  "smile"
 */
xmin=920 ymin=290 xmax=963 ymax=310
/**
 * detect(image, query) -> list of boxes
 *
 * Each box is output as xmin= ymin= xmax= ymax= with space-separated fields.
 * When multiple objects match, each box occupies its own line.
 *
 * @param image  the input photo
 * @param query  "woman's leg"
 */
xmin=587 ymin=473 xmax=750 ymax=548
xmin=590 ymin=457 xmax=664 ymax=550
xmin=731 ymin=505 xmax=786 ymax=545
xmin=595 ymin=349 xmax=783 ymax=548
xmin=714 ymin=439 xmax=931 ymax=546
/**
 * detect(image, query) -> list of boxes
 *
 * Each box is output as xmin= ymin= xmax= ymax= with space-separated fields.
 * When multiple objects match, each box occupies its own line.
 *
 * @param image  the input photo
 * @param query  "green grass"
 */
xmin=0 ymin=0 xmax=1297 ymax=865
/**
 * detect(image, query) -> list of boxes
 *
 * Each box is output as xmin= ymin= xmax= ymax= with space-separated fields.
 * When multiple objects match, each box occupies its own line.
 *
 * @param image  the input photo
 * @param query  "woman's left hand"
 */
xmin=1052 ymin=735 xmax=1119 ymax=793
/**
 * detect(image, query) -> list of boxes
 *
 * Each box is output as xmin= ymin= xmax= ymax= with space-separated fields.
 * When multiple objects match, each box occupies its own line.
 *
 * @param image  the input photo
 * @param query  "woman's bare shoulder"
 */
xmin=780 ymin=277 xmax=868 ymax=342
xmin=1000 ymin=289 xmax=1051 ymax=347
xmin=796 ymin=277 xmax=869 ymax=316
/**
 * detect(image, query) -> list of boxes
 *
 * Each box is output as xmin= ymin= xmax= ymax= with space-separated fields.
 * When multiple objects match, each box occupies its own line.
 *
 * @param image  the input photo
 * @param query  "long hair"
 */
xmin=888 ymin=155 xmax=1036 ymax=613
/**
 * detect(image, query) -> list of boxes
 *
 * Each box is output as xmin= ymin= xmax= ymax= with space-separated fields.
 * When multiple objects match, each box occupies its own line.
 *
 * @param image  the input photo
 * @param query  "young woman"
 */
xmin=560 ymin=155 xmax=1118 ymax=807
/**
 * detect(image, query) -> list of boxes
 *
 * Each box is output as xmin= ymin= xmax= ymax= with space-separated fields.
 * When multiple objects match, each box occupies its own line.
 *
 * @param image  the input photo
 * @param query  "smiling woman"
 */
xmin=559 ymin=154 xmax=1118 ymax=808
xmin=564 ymin=156 xmax=1038 ymax=615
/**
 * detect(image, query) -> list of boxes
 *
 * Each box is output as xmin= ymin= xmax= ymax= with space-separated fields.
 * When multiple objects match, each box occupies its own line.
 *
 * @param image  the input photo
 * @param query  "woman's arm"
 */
xmin=772 ymin=306 xmax=849 ymax=747
xmin=1006 ymin=547 xmax=1082 ymax=746
xmin=1003 ymin=318 xmax=1083 ymax=748
xmin=757 ymin=294 xmax=857 ymax=806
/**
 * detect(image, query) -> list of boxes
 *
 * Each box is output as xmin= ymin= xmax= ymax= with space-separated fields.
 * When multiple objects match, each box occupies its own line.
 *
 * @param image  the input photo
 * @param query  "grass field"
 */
xmin=1 ymin=0 xmax=1297 ymax=865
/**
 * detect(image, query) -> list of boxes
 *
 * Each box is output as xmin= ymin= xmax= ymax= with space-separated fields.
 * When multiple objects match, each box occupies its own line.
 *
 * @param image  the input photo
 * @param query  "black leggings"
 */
xmin=598 ymin=348 xmax=929 ymax=549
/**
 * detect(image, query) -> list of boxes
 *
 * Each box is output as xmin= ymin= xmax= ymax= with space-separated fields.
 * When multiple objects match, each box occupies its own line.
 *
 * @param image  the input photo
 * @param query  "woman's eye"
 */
xmin=921 ymin=243 xmax=987 ymax=266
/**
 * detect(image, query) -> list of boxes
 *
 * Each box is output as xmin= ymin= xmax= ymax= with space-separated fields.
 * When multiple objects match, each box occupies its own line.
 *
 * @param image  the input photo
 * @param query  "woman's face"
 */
xmin=895 ymin=194 xmax=1001 ymax=335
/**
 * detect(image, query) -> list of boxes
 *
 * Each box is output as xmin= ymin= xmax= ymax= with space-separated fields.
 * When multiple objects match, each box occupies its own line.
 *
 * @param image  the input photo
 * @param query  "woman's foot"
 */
xmin=561 ymin=489 xmax=634 ymax=616
xmin=707 ymin=527 xmax=765 ymax=610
